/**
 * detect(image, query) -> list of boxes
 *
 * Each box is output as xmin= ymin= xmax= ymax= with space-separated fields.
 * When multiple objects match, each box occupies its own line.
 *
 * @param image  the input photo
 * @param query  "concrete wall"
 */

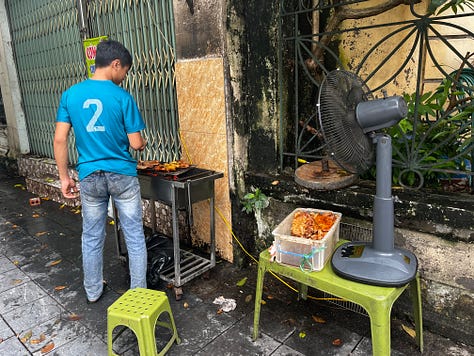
xmin=0 ymin=0 xmax=29 ymax=157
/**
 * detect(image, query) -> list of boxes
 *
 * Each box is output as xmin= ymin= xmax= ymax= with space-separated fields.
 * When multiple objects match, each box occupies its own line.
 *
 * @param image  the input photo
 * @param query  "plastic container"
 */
xmin=272 ymin=208 xmax=342 ymax=271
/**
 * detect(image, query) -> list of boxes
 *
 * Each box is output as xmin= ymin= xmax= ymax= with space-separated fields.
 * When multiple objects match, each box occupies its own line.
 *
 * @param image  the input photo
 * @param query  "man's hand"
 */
xmin=60 ymin=176 xmax=79 ymax=199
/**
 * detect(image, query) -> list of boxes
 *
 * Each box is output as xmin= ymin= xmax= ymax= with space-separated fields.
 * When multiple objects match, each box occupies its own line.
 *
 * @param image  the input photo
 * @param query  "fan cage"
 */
xmin=318 ymin=70 xmax=375 ymax=174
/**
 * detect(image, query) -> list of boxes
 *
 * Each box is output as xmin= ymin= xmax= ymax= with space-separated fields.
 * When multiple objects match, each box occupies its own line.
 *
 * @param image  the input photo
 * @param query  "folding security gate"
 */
xmin=6 ymin=0 xmax=180 ymax=164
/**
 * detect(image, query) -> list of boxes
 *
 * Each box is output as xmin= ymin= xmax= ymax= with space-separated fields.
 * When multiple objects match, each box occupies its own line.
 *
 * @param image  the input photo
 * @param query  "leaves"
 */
xmin=41 ymin=341 xmax=54 ymax=353
xmin=68 ymin=313 xmax=82 ymax=321
xmin=46 ymin=259 xmax=62 ymax=267
xmin=332 ymin=338 xmax=343 ymax=346
xmin=312 ymin=315 xmax=326 ymax=324
xmin=241 ymin=187 xmax=269 ymax=214
xmin=20 ymin=330 xmax=32 ymax=343
xmin=30 ymin=333 xmax=46 ymax=344
xmin=236 ymin=277 xmax=247 ymax=287
xmin=54 ymin=285 xmax=67 ymax=291
xmin=402 ymin=324 xmax=416 ymax=338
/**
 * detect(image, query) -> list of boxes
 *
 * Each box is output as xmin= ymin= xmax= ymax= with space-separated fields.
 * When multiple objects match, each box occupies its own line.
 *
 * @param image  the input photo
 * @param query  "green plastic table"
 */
xmin=252 ymin=241 xmax=423 ymax=356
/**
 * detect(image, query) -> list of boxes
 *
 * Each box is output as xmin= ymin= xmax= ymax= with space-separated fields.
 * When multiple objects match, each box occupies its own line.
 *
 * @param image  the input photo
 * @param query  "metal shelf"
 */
xmin=160 ymin=250 xmax=215 ymax=286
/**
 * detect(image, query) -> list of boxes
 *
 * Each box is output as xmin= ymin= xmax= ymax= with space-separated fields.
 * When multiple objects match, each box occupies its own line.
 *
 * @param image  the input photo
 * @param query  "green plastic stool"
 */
xmin=107 ymin=288 xmax=180 ymax=356
xmin=253 ymin=241 xmax=423 ymax=356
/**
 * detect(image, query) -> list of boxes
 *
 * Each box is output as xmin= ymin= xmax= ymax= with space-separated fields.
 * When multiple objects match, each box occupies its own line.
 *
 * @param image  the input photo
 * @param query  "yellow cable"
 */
xmin=214 ymin=205 xmax=344 ymax=302
xmin=179 ymin=130 xmax=193 ymax=165
xmin=178 ymin=131 xmax=343 ymax=302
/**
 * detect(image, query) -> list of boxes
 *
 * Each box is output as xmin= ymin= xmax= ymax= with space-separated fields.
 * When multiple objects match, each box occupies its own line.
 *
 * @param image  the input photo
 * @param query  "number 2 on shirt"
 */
xmin=84 ymin=99 xmax=105 ymax=132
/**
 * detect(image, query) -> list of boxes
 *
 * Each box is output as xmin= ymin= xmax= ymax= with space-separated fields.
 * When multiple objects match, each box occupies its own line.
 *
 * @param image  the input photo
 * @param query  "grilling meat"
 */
xmin=290 ymin=211 xmax=337 ymax=240
xmin=137 ymin=160 xmax=190 ymax=172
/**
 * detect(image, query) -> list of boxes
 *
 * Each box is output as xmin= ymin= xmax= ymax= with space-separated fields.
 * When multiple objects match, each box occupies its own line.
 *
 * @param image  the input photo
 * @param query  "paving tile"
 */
xmin=0 ymin=268 xmax=30 ymax=294
xmin=272 ymin=344 xmax=306 ymax=355
xmin=31 ymin=331 xmax=108 ymax=356
xmin=0 ymin=255 xmax=17 ymax=274
xmin=196 ymin=314 xmax=282 ymax=356
xmin=0 ymin=335 xmax=30 ymax=355
xmin=17 ymin=313 xmax=95 ymax=354
xmin=2 ymin=295 xmax=67 ymax=335
xmin=0 ymin=317 xmax=15 ymax=341
xmin=60 ymin=288 xmax=122 ymax=343
xmin=165 ymin=296 xmax=239 ymax=354
xmin=0 ymin=280 xmax=47 ymax=314
xmin=0 ymin=230 xmax=48 ymax=268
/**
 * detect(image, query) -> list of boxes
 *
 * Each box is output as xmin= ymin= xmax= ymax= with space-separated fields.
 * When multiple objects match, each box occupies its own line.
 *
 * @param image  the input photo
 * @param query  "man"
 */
xmin=54 ymin=40 xmax=147 ymax=303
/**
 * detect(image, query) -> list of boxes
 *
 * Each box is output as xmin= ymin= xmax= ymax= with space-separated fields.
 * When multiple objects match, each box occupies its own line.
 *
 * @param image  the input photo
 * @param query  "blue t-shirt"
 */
xmin=56 ymin=79 xmax=145 ymax=180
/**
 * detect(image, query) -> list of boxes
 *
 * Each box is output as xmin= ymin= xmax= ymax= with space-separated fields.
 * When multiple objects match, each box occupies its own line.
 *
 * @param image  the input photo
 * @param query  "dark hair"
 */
xmin=94 ymin=40 xmax=133 ymax=68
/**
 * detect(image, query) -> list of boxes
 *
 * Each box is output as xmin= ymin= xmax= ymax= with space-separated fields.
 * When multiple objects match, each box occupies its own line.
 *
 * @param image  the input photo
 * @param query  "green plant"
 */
xmin=386 ymin=77 xmax=474 ymax=188
xmin=241 ymin=187 xmax=269 ymax=214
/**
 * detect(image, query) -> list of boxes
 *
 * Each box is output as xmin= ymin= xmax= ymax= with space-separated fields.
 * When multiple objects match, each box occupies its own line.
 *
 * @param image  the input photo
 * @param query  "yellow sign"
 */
xmin=83 ymin=36 xmax=108 ymax=78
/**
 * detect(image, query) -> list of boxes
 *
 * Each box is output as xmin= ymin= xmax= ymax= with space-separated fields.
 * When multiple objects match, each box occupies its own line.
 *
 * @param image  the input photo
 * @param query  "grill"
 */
xmin=137 ymin=167 xmax=224 ymax=292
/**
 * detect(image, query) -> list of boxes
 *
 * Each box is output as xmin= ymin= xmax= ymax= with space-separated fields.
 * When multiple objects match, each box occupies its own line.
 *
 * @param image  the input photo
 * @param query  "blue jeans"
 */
xmin=79 ymin=171 xmax=147 ymax=301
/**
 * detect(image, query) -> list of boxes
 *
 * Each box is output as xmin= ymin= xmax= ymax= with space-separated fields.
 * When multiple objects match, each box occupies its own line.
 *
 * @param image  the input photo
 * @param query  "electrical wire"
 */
xmin=179 ymin=131 xmax=343 ymax=302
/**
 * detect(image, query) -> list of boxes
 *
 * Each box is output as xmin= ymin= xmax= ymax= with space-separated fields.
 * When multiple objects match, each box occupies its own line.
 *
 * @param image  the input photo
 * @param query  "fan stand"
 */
xmin=331 ymin=134 xmax=418 ymax=287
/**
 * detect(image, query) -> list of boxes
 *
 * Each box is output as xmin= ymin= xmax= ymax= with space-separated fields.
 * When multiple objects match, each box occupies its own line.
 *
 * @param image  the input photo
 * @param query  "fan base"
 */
xmin=295 ymin=160 xmax=358 ymax=190
xmin=331 ymin=241 xmax=418 ymax=287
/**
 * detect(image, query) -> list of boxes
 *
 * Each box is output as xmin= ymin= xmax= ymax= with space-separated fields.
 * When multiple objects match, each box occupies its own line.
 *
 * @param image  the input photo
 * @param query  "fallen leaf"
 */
xmin=59 ymin=203 xmax=66 ymax=209
xmin=216 ymin=308 xmax=223 ymax=314
xmin=35 ymin=231 xmax=48 ymax=237
xmin=236 ymin=277 xmax=247 ymax=287
xmin=44 ymin=178 xmax=55 ymax=183
xmin=266 ymin=294 xmax=274 ymax=300
xmin=109 ymin=220 xmax=115 ymax=225
xmin=30 ymin=333 xmax=46 ymax=344
xmin=332 ymin=338 xmax=343 ymax=346
xmin=47 ymin=259 xmax=62 ymax=267
xmin=13 ymin=260 xmax=19 ymax=265
xmin=183 ymin=302 xmax=189 ymax=309
xmin=20 ymin=330 xmax=32 ymax=343
xmin=312 ymin=315 xmax=326 ymax=324
xmin=41 ymin=341 xmax=54 ymax=353
xmin=402 ymin=324 xmax=416 ymax=338
xmin=271 ymin=180 xmax=279 ymax=185
xmin=32 ymin=214 xmax=40 ymax=218
xmin=54 ymin=285 xmax=67 ymax=291
xmin=68 ymin=313 xmax=82 ymax=321
xmin=245 ymin=294 xmax=252 ymax=303
xmin=12 ymin=279 xmax=22 ymax=285
xmin=260 ymin=300 xmax=266 ymax=305
xmin=299 ymin=331 xmax=306 ymax=339
xmin=12 ymin=224 xmax=18 ymax=228
xmin=14 ymin=184 xmax=24 ymax=189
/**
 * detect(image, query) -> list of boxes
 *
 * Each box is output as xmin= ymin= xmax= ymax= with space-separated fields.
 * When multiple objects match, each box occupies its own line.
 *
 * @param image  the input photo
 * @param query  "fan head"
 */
xmin=318 ymin=70 xmax=374 ymax=174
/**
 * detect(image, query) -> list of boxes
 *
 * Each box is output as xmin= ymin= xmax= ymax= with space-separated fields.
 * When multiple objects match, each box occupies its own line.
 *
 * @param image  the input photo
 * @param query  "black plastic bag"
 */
xmin=145 ymin=232 xmax=174 ymax=289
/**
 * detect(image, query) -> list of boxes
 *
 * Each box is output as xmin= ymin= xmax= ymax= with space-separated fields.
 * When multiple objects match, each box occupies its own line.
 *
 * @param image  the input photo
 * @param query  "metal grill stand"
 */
xmin=137 ymin=168 xmax=223 ymax=298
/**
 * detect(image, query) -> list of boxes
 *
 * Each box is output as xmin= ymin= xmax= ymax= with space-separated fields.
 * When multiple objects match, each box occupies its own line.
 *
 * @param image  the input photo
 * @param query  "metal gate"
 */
xmin=279 ymin=0 xmax=474 ymax=190
xmin=6 ymin=0 xmax=180 ymax=164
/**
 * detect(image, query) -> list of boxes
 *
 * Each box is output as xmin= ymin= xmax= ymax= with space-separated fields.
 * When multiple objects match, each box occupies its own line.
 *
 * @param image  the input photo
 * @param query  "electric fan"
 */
xmin=318 ymin=70 xmax=418 ymax=287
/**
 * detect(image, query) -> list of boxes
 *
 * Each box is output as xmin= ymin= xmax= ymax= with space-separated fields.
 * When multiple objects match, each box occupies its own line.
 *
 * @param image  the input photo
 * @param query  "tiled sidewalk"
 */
xmin=0 ymin=166 xmax=472 ymax=355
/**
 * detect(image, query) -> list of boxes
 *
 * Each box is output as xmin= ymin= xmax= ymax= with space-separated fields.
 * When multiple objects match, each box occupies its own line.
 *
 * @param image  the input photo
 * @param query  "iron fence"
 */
xmin=280 ymin=0 xmax=474 ymax=190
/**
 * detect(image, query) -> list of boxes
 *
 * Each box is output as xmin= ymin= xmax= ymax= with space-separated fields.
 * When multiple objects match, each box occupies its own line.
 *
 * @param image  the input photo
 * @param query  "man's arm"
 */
xmin=128 ymin=131 xmax=147 ymax=151
xmin=53 ymin=122 xmax=79 ymax=199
